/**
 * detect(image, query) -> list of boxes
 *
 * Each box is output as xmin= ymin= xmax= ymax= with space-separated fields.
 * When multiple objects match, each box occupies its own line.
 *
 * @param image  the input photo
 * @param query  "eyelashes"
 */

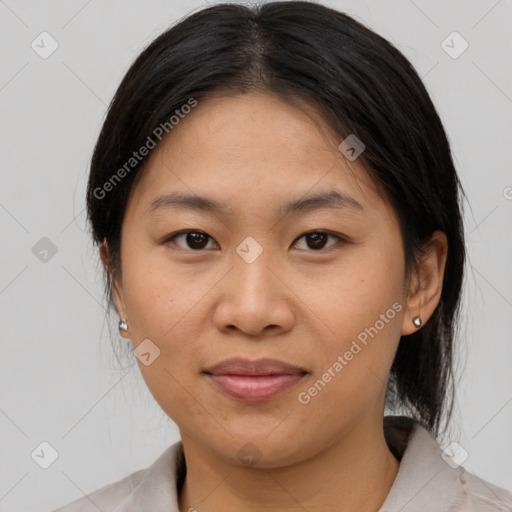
xmin=293 ymin=231 xmax=344 ymax=251
xmin=163 ymin=229 xmax=347 ymax=252
xmin=164 ymin=230 xmax=218 ymax=250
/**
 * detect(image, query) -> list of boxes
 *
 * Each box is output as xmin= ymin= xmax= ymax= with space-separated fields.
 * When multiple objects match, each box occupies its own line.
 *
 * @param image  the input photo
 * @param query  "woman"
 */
xmin=53 ymin=1 xmax=512 ymax=511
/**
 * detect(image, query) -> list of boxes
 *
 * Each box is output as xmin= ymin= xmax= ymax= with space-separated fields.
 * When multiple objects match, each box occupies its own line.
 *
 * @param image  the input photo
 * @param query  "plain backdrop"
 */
xmin=1 ymin=0 xmax=511 ymax=510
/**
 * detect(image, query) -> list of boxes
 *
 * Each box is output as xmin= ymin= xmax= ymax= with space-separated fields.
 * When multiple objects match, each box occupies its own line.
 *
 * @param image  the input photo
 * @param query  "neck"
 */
xmin=178 ymin=419 xmax=400 ymax=512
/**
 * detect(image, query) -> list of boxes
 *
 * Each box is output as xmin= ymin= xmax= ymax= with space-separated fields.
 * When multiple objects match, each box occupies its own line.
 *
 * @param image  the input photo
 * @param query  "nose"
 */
xmin=212 ymin=248 xmax=296 ymax=338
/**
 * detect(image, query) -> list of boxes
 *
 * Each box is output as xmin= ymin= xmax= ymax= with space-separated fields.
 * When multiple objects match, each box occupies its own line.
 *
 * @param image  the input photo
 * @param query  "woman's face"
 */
xmin=112 ymin=91 xmax=418 ymax=467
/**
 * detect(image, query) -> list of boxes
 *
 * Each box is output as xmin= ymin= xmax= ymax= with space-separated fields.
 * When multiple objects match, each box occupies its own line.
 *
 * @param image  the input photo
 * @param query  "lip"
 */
xmin=203 ymin=358 xmax=308 ymax=403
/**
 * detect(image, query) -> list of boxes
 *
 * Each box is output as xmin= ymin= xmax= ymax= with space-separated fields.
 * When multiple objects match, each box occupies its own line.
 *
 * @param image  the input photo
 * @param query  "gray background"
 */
xmin=1 ymin=0 xmax=511 ymax=510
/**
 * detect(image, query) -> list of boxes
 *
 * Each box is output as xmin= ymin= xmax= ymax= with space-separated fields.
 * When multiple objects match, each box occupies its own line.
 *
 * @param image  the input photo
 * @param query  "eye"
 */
xmin=293 ymin=231 xmax=344 ymax=251
xmin=163 ymin=230 xmax=345 ymax=252
xmin=164 ymin=230 xmax=219 ymax=250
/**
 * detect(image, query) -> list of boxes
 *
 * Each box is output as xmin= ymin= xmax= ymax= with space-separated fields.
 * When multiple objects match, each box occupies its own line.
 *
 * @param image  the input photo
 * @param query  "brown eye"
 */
xmin=165 ymin=230 xmax=218 ymax=250
xmin=293 ymin=231 xmax=342 ymax=251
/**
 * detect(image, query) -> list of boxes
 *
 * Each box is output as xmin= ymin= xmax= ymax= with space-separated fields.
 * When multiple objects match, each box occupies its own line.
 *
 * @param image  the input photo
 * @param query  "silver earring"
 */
xmin=413 ymin=316 xmax=422 ymax=328
xmin=119 ymin=318 xmax=128 ymax=332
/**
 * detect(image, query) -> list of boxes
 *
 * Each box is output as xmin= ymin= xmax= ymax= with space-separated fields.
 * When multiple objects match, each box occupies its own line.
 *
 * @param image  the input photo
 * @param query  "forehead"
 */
xmin=126 ymin=91 xmax=384 ymax=217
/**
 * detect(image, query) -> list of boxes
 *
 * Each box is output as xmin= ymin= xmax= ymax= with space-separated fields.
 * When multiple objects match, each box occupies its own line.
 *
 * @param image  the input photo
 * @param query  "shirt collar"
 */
xmin=379 ymin=416 xmax=460 ymax=511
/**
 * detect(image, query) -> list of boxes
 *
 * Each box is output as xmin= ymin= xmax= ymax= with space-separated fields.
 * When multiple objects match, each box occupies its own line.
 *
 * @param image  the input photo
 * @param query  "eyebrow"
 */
xmin=146 ymin=190 xmax=364 ymax=216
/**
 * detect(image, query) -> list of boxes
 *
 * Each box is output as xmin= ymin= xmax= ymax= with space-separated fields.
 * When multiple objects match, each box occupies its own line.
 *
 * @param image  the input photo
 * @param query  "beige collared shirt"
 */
xmin=52 ymin=416 xmax=512 ymax=511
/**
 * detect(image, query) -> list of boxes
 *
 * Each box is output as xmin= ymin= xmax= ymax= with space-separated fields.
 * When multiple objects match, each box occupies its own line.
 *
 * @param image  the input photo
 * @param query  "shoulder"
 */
xmin=456 ymin=469 xmax=512 ymax=511
xmin=51 ymin=468 xmax=146 ymax=512
xmin=51 ymin=441 xmax=184 ymax=512
xmin=381 ymin=416 xmax=512 ymax=512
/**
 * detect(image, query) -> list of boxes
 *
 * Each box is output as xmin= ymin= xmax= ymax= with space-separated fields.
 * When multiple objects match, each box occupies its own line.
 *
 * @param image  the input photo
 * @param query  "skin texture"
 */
xmin=101 ymin=91 xmax=448 ymax=512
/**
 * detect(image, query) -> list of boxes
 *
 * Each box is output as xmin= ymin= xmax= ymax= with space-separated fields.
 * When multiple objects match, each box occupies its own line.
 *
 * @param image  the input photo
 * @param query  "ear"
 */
xmin=100 ymin=239 xmax=130 ymax=338
xmin=401 ymin=230 xmax=448 ymax=336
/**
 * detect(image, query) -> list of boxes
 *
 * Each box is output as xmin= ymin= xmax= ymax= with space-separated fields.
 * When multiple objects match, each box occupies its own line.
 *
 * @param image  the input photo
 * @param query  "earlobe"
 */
xmin=400 ymin=282 xmax=423 ymax=336
xmin=401 ymin=230 xmax=448 ymax=336
xmin=118 ymin=318 xmax=130 ymax=337
xmin=100 ymin=238 xmax=129 ymax=332
xmin=112 ymin=282 xmax=130 ymax=338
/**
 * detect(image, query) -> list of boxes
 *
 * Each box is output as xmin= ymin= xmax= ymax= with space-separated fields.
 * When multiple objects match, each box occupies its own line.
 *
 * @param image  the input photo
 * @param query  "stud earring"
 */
xmin=412 ymin=316 xmax=422 ymax=328
xmin=119 ymin=318 xmax=129 ymax=333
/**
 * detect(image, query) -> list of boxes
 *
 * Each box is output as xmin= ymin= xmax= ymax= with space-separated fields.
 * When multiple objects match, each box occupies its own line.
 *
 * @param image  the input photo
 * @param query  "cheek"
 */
xmin=303 ymin=241 xmax=405 ymax=396
xmin=119 ymin=248 xmax=225 ymax=394
xmin=311 ymin=241 xmax=404 ymax=340
xmin=296 ymin=302 xmax=403 ymax=438
xmin=119 ymin=251 xmax=215 ymax=423
xmin=120 ymin=247 xmax=207 ymax=342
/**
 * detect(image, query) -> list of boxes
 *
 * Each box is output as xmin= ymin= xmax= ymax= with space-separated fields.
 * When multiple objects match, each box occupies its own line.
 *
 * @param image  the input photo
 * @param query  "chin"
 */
xmin=199 ymin=429 xmax=317 ymax=469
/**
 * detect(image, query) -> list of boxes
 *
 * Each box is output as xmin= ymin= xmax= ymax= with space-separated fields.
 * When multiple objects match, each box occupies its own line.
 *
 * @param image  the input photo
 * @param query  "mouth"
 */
xmin=202 ymin=357 xmax=308 ymax=403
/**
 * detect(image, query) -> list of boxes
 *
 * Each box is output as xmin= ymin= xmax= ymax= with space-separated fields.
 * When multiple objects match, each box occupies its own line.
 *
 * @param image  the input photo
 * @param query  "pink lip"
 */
xmin=203 ymin=358 xmax=307 ymax=403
